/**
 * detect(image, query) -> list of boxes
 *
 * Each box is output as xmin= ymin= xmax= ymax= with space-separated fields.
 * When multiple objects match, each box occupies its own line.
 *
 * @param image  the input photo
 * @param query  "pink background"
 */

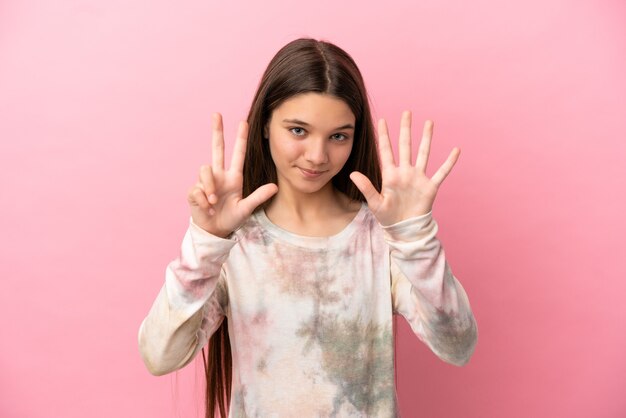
xmin=1 ymin=0 xmax=625 ymax=417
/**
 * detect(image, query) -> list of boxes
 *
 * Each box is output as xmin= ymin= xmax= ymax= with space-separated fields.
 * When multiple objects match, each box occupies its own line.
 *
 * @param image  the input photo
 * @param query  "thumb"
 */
xmin=238 ymin=183 xmax=279 ymax=215
xmin=350 ymin=172 xmax=382 ymax=210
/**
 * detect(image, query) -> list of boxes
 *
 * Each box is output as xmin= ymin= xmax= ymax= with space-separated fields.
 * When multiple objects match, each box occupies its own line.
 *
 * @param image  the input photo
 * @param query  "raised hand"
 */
xmin=349 ymin=111 xmax=460 ymax=226
xmin=187 ymin=113 xmax=278 ymax=237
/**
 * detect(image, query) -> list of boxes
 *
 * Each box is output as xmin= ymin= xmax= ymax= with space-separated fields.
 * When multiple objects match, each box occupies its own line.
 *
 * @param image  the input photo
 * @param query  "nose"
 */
xmin=304 ymin=137 xmax=329 ymax=165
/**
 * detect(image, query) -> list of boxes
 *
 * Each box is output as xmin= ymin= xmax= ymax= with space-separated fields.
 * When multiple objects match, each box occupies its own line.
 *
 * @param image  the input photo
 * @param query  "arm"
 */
xmin=138 ymin=113 xmax=277 ymax=376
xmin=385 ymin=211 xmax=478 ymax=366
xmin=137 ymin=219 xmax=236 ymax=376
xmin=349 ymin=112 xmax=476 ymax=365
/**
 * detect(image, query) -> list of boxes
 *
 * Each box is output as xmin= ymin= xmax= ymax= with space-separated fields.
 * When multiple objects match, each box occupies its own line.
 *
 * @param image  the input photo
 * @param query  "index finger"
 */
xmin=230 ymin=120 xmax=248 ymax=173
xmin=212 ymin=113 xmax=225 ymax=171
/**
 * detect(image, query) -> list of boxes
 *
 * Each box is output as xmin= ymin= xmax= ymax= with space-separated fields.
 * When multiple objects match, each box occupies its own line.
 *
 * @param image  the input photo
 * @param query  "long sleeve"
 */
xmin=384 ymin=212 xmax=478 ymax=366
xmin=137 ymin=218 xmax=236 ymax=376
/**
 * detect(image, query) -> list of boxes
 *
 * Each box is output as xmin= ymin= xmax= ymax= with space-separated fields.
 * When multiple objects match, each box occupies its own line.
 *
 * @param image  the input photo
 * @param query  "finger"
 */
xmin=399 ymin=111 xmax=412 ymax=166
xmin=431 ymin=147 xmax=460 ymax=186
xmin=349 ymin=171 xmax=383 ymax=211
xmin=230 ymin=120 xmax=248 ymax=173
xmin=238 ymin=183 xmax=278 ymax=215
xmin=199 ymin=165 xmax=218 ymax=204
xmin=415 ymin=120 xmax=433 ymax=171
xmin=188 ymin=185 xmax=211 ymax=209
xmin=377 ymin=118 xmax=396 ymax=168
xmin=212 ymin=113 xmax=225 ymax=171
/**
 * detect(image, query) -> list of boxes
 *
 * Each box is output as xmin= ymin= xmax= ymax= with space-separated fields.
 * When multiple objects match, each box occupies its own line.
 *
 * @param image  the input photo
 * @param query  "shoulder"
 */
xmin=358 ymin=202 xmax=377 ymax=224
xmin=353 ymin=203 xmax=385 ymax=238
xmin=229 ymin=210 xmax=271 ymax=246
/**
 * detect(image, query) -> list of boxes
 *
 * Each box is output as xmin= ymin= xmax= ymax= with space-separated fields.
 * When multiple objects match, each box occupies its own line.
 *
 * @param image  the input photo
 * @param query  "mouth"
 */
xmin=298 ymin=167 xmax=328 ymax=178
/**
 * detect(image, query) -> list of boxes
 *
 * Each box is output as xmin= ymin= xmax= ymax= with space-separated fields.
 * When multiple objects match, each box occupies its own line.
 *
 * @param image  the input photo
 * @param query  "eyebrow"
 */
xmin=282 ymin=118 xmax=355 ymax=130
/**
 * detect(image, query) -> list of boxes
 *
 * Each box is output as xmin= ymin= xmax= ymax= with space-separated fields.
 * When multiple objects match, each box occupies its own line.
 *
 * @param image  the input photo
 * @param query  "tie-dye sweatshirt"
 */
xmin=138 ymin=203 xmax=478 ymax=417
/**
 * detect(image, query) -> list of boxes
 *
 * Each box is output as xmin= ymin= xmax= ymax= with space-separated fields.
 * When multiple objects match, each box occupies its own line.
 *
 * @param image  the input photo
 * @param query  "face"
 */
xmin=264 ymin=92 xmax=355 ymax=196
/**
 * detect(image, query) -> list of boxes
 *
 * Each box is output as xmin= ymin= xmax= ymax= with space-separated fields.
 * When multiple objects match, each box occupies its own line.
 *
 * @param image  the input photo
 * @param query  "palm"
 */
xmin=191 ymin=170 xmax=244 ymax=235
xmin=350 ymin=111 xmax=460 ymax=226
xmin=188 ymin=113 xmax=277 ymax=237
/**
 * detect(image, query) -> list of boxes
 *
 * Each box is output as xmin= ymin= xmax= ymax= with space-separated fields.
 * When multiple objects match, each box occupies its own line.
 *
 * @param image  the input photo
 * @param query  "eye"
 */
xmin=331 ymin=133 xmax=349 ymax=142
xmin=289 ymin=127 xmax=306 ymax=136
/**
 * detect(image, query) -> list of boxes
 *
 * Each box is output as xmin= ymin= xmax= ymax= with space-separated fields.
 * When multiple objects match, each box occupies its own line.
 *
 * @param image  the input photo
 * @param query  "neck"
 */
xmin=263 ymin=181 xmax=363 ymax=237
xmin=267 ymin=182 xmax=341 ymax=221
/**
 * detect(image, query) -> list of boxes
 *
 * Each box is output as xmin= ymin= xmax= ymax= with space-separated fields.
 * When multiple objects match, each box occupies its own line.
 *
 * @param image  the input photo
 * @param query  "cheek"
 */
xmin=269 ymin=136 xmax=301 ymax=164
xmin=336 ymin=144 xmax=354 ymax=165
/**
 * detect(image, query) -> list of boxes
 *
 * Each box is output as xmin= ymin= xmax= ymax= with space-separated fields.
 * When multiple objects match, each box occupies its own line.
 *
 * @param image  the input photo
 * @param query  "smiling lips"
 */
xmin=298 ymin=167 xmax=327 ymax=178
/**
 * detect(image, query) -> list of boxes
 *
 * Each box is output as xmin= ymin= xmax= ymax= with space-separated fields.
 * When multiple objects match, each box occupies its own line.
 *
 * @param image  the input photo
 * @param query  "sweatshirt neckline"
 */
xmin=253 ymin=202 xmax=367 ymax=249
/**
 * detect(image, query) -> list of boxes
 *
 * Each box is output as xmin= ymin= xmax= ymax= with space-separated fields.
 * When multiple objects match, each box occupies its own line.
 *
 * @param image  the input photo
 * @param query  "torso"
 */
xmin=220 ymin=204 xmax=398 ymax=417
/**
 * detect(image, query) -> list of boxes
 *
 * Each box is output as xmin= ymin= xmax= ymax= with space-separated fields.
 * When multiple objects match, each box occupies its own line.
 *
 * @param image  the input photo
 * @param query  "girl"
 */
xmin=138 ymin=38 xmax=478 ymax=418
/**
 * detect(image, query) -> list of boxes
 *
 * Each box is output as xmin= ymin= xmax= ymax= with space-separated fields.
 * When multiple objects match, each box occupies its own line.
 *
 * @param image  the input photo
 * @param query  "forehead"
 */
xmin=270 ymin=93 xmax=355 ymax=126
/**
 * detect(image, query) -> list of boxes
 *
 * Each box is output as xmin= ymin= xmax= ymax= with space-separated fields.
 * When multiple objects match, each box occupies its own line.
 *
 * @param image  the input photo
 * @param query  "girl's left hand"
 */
xmin=350 ymin=111 xmax=460 ymax=226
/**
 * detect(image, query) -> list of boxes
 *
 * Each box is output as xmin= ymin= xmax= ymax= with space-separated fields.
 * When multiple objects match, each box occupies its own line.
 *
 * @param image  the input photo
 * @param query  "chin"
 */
xmin=303 ymin=178 xmax=337 ymax=194
xmin=281 ymin=177 xmax=329 ymax=194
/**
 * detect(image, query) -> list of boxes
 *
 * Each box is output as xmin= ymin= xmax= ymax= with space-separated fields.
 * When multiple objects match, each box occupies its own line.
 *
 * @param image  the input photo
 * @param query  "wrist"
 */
xmin=189 ymin=217 xmax=233 ymax=239
xmin=380 ymin=210 xmax=434 ymax=242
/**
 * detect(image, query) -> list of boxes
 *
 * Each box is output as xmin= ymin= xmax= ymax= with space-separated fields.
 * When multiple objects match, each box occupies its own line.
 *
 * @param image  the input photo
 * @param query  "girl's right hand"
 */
xmin=187 ymin=113 xmax=278 ymax=238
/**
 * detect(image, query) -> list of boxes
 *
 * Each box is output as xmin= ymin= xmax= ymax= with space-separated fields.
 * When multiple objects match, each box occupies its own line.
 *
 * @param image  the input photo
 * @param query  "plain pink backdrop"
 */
xmin=1 ymin=0 xmax=625 ymax=417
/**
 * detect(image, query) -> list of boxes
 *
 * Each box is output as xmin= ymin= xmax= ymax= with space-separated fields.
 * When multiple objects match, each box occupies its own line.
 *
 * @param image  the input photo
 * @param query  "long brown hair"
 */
xmin=203 ymin=37 xmax=382 ymax=418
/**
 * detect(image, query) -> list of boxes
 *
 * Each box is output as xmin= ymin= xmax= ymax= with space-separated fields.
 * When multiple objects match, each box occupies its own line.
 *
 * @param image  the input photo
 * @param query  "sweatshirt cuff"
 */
xmin=381 ymin=210 xmax=435 ymax=242
xmin=188 ymin=217 xmax=238 ymax=246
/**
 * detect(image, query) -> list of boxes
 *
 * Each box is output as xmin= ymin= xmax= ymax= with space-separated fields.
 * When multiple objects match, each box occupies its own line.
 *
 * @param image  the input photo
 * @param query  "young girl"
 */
xmin=138 ymin=38 xmax=478 ymax=418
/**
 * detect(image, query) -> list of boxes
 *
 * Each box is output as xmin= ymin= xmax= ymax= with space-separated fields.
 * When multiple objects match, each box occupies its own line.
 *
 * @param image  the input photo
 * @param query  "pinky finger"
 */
xmin=431 ymin=147 xmax=460 ymax=186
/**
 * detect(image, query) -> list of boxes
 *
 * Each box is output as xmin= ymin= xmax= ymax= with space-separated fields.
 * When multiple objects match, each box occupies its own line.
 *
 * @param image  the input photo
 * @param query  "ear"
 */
xmin=263 ymin=124 xmax=269 ymax=139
